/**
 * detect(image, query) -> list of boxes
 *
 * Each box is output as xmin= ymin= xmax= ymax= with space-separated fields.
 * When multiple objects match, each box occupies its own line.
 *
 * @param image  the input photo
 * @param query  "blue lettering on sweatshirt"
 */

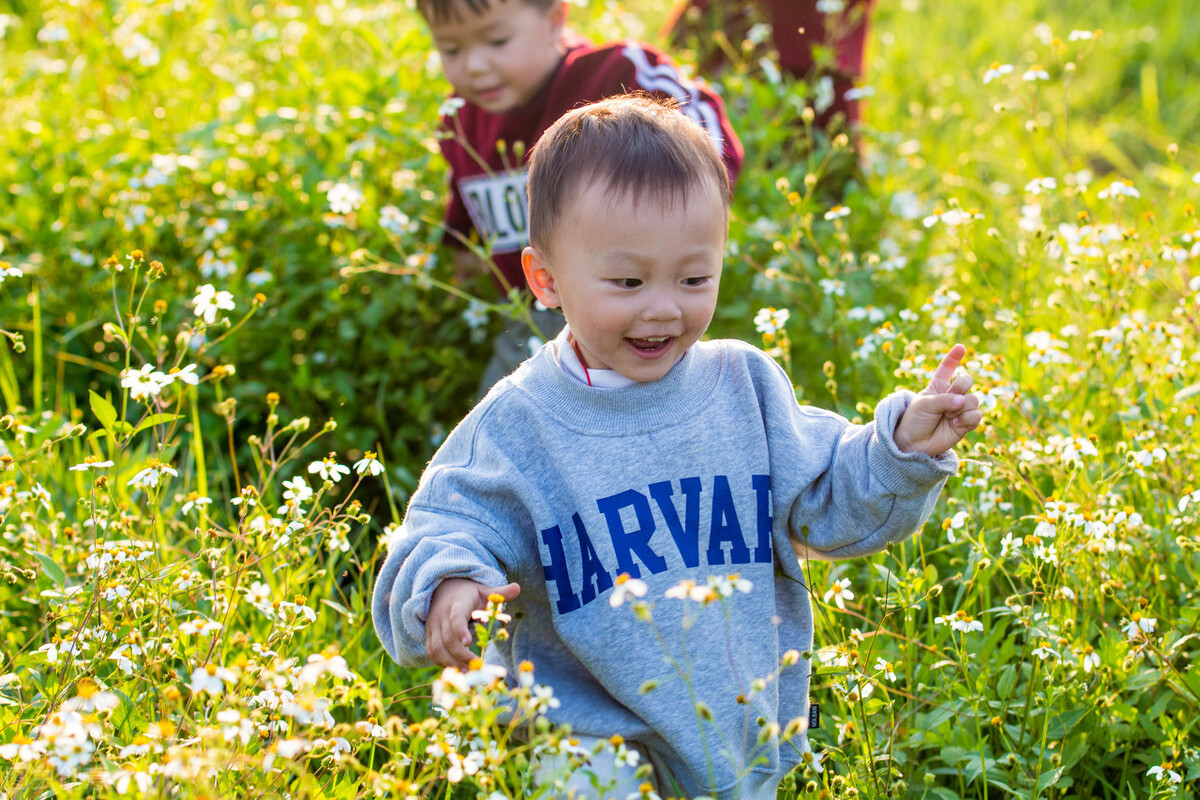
xmin=574 ymin=512 xmax=614 ymax=604
xmin=538 ymin=475 xmax=773 ymax=615
xmin=597 ymin=489 xmax=669 ymax=579
xmin=540 ymin=523 xmax=582 ymax=614
xmin=706 ymin=474 xmax=751 ymax=565
xmin=649 ymin=477 xmax=702 ymax=568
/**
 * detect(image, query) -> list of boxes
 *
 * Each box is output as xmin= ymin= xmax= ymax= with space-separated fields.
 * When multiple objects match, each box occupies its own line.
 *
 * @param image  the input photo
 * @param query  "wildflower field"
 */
xmin=1 ymin=0 xmax=1198 ymax=797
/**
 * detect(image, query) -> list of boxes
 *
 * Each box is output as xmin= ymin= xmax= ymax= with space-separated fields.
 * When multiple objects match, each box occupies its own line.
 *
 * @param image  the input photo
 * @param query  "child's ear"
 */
xmin=521 ymin=246 xmax=560 ymax=308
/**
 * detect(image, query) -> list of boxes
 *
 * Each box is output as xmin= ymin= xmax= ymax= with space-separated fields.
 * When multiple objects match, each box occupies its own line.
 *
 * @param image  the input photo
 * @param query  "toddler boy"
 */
xmin=373 ymin=95 xmax=981 ymax=798
xmin=416 ymin=0 xmax=745 ymax=390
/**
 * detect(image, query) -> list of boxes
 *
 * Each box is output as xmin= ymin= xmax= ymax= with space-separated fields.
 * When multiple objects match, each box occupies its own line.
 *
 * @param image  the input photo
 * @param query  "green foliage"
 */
xmin=0 ymin=0 xmax=1199 ymax=797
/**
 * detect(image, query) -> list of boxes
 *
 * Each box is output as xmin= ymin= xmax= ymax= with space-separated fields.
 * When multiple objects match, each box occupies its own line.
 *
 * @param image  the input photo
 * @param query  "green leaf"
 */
xmin=1125 ymin=668 xmax=1162 ymax=691
xmin=996 ymin=664 xmax=1017 ymax=699
xmin=1174 ymin=382 xmax=1200 ymax=402
xmin=929 ymin=788 xmax=962 ymax=800
xmin=1111 ymin=702 xmax=1138 ymax=723
xmin=1046 ymin=707 xmax=1090 ymax=739
xmin=1036 ymin=765 xmax=1065 ymax=792
xmin=110 ymin=688 xmax=146 ymax=741
xmin=319 ymin=598 xmax=354 ymax=620
xmin=1059 ymin=735 xmax=1089 ymax=771
xmin=939 ymin=745 xmax=967 ymax=765
xmin=130 ymin=413 xmax=181 ymax=437
xmin=31 ymin=551 xmax=66 ymax=587
xmin=961 ymin=752 xmax=994 ymax=783
xmin=89 ymin=390 xmax=117 ymax=432
xmin=924 ymin=706 xmax=957 ymax=730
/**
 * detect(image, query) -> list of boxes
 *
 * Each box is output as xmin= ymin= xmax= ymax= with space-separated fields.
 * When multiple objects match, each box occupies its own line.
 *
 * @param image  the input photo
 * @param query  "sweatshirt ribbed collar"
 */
xmin=511 ymin=338 xmax=724 ymax=435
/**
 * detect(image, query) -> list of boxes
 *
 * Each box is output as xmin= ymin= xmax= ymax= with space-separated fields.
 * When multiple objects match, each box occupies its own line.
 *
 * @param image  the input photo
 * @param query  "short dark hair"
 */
xmin=526 ymin=93 xmax=731 ymax=253
xmin=417 ymin=0 xmax=557 ymax=24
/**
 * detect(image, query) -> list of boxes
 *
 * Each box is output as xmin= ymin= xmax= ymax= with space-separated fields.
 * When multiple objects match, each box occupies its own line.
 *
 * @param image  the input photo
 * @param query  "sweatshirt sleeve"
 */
xmin=371 ymin=509 xmax=512 ymax=667
xmin=371 ymin=405 xmax=532 ymax=667
xmin=738 ymin=345 xmax=958 ymax=560
xmin=785 ymin=389 xmax=958 ymax=559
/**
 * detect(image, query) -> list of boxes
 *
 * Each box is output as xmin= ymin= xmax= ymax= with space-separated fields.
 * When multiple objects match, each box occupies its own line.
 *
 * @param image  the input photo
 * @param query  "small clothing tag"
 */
xmin=808 ymin=703 xmax=820 ymax=730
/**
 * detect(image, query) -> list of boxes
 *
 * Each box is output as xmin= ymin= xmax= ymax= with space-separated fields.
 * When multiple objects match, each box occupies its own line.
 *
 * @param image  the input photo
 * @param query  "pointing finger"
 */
xmin=928 ymin=344 xmax=967 ymax=392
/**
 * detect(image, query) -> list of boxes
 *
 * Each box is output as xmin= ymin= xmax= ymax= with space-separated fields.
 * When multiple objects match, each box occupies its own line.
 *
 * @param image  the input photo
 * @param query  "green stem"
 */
xmin=31 ymin=286 xmax=42 ymax=414
xmin=190 ymin=384 xmax=209 ymax=529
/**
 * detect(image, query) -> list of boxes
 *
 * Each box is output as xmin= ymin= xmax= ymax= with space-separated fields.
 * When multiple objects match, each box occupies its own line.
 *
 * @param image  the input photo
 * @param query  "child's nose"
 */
xmin=464 ymin=47 xmax=489 ymax=75
xmin=641 ymin=291 xmax=683 ymax=322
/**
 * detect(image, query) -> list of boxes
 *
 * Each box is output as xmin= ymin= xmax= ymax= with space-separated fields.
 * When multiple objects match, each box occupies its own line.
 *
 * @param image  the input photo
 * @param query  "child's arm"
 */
xmin=426 ymin=578 xmax=520 ymax=669
xmin=372 ymin=510 xmax=522 ymax=667
xmin=758 ymin=342 xmax=979 ymax=560
xmin=893 ymin=344 xmax=982 ymax=456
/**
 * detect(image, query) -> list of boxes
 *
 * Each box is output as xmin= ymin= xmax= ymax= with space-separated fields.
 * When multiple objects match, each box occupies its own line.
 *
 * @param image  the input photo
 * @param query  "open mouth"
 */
xmin=627 ymin=336 xmax=674 ymax=356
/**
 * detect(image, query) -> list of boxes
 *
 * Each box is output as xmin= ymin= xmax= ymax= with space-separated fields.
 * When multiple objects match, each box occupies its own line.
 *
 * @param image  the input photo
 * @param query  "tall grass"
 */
xmin=0 ymin=0 xmax=1197 ymax=797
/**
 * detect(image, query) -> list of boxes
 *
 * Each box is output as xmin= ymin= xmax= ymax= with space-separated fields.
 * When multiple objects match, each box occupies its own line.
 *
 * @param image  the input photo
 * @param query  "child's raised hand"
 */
xmin=427 ymin=578 xmax=521 ymax=669
xmin=893 ymin=344 xmax=982 ymax=457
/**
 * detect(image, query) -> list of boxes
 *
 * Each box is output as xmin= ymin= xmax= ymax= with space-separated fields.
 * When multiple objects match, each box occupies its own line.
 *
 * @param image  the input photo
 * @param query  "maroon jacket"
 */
xmin=438 ymin=38 xmax=745 ymax=293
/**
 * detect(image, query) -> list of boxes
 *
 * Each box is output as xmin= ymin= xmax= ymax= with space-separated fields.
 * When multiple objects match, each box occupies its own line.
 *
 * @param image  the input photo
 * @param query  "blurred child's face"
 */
xmin=523 ymin=177 xmax=727 ymax=383
xmin=427 ymin=0 xmax=565 ymax=113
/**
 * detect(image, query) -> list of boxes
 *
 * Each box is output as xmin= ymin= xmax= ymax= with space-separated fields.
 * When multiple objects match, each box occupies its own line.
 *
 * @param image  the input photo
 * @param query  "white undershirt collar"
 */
xmin=554 ymin=326 xmax=637 ymax=389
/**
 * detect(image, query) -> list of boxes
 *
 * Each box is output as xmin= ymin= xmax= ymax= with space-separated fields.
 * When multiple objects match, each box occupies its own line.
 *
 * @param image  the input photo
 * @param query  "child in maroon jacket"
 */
xmin=417 ymin=0 xmax=745 ymax=391
xmin=662 ymin=0 xmax=875 ymax=130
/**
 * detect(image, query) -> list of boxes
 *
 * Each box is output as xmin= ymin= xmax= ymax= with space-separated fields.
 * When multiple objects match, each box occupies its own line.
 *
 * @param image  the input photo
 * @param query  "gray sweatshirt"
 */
xmin=372 ymin=337 xmax=956 ymax=798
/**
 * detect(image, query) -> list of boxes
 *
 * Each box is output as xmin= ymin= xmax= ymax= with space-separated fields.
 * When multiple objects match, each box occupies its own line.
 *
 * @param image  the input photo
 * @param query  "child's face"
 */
xmin=523 ymin=178 xmax=727 ymax=383
xmin=427 ymin=0 xmax=565 ymax=114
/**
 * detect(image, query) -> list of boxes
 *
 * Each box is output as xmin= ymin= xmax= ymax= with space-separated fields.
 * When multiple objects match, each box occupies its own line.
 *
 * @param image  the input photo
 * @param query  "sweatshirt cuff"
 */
xmin=869 ymin=390 xmax=959 ymax=497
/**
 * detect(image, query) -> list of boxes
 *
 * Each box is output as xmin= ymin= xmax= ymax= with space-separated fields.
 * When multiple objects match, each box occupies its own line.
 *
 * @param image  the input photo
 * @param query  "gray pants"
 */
xmin=477 ymin=307 xmax=566 ymax=399
xmin=534 ymin=734 xmax=678 ymax=798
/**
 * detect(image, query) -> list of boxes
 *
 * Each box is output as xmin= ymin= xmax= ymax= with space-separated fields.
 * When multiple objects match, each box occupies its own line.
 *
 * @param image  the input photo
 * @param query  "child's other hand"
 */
xmin=427 ymin=578 xmax=521 ymax=669
xmin=893 ymin=344 xmax=982 ymax=457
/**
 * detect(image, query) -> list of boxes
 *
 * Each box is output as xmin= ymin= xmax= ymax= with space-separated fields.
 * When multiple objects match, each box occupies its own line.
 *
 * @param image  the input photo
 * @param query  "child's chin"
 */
xmin=475 ymin=93 xmax=516 ymax=113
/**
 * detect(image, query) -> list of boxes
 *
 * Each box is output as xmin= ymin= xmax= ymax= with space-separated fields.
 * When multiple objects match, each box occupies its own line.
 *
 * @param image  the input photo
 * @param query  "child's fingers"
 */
xmin=489 ymin=582 xmax=521 ymax=602
xmin=927 ymin=344 xmax=966 ymax=392
xmin=951 ymin=408 xmax=983 ymax=432
xmin=442 ymin=614 xmax=475 ymax=667
xmin=427 ymin=626 xmax=455 ymax=668
xmin=948 ymin=372 xmax=974 ymax=395
xmin=427 ymin=606 xmax=475 ymax=668
xmin=913 ymin=391 xmax=967 ymax=417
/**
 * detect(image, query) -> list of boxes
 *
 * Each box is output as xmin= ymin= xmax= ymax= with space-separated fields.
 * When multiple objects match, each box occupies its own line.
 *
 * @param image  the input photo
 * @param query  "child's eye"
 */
xmin=683 ymin=276 xmax=711 ymax=287
xmin=439 ymin=46 xmax=459 ymax=57
xmin=490 ymin=37 xmax=510 ymax=47
xmin=613 ymin=278 xmax=643 ymax=288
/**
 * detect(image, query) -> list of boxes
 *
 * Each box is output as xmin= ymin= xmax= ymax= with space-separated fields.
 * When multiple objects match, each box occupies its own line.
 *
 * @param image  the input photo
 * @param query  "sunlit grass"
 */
xmin=1 ymin=0 xmax=1198 ymax=797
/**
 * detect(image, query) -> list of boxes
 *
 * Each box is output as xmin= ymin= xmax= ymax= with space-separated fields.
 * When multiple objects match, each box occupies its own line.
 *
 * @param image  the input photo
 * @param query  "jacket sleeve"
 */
xmin=438 ymin=125 xmax=473 ymax=249
xmin=612 ymin=42 xmax=745 ymax=188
